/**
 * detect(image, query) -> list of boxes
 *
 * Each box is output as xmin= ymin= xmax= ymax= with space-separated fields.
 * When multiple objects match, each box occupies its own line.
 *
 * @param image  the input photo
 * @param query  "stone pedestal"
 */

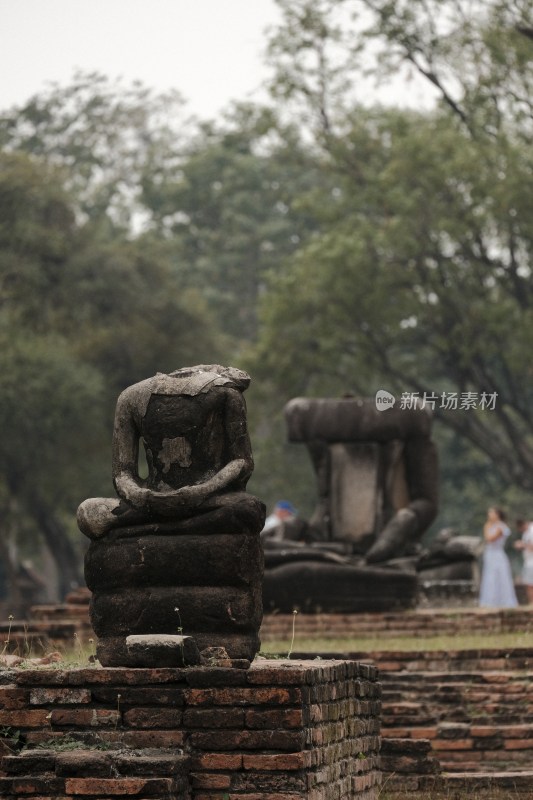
xmin=85 ymin=519 xmax=264 ymax=665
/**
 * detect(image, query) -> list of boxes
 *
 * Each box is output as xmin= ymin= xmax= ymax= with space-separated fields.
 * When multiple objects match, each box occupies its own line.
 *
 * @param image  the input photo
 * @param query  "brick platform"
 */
xmin=377 ymin=649 xmax=533 ymax=775
xmin=0 ymin=659 xmax=381 ymax=799
xmin=260 ymin=607 xmax=533 ymax=641
xmin=287 ymin=647 xmax=533 ymax=794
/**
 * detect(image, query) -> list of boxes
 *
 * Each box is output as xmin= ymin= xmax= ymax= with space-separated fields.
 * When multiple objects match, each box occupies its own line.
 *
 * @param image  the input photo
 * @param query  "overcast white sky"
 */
xmin=1 ymin=0 xmax=437 ymax=121
xmin=0 ymin=0 xmax=282 ymax=118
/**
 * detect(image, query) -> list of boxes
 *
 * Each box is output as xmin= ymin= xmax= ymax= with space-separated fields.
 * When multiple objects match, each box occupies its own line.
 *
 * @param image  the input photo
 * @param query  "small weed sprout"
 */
xmin=116 ymin=693 xmax=122 ymax=729
xmin=175 ymin=607 xmax=185 ymax=663
xmin=73 ymin=632 xmax=84 ymax=662
xmin=1 ymin=615 xmax=14 ymax=656
xmin=0 ymin=725 xmax=24 ymax=751
xmin=174 ymin=607 xmax=183 ymax=636
xmin=376 ymin=769 xmax=396 ymax=798
xmin=22 ymin=623 xmax=30 ymax=657
xmin=288 ymin=609 xmax=298 ymax=659
xmin=88 ymin=637 xmax=97 ymax=664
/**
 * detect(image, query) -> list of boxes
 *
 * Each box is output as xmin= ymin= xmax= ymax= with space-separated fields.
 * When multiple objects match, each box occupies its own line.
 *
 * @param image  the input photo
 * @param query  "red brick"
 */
xmin=191 ymin=753 xmax=243 ymax=770
xmin=410 ymin=728 xmax=438 ymax=740
xmin=244 ymin=708 xmax=303 ymax=730
xmin=65 ymin=668 xmax=184 ymax=686
xmin=190 ymin=729 xmax=304 ymax=751
xmin=1 ymin=751 xmax=56 ymax=775
xmin=12 ymin=777 xmax=64 ymax=794
xmin=0 ymin=710 xmax=50 ymax=727
xmin=185 ymin=686 xmax=302 ymax=706
xmin=375 ymin=661 xmax=404 ymax=672
xmin=242 ymin=753 xmax=307 ymax=770
xmin=352 ymin=772 xmax=378 ymax=791
xmin=49 ymin=708 xmax=119 ymax=727
xmin=505 ymin=725 xmax=533 ymax=738
xmin=191 ymin=772 xmax=231 ymax=789
xmin=116 ymin=729 xmax=187 ymax=748
xmin=432 ymin=739 xmax=473 ymax=751
xmin=195 ymin=795 xmax=303 ymax=800
xmin=183 ymin=708 xmax=243 ymax=728
xmin=122 ymin=707 xmax=182 ymax=728
xmin=470 ymin=726 xmax=500 ymax=738
xmin=30 ymin=688 xmax=91 ymax=705
xmin=55 ymin=750 xmax=114 ymax=777
xmin=14 ymin=670 xmax=69 ymax=686
xmin=64 ymin=777 xmax=173 ymax=795
xmin=246 ymin=663 xmax=313 ymax=685
xmin=91 ymin=686 xmax=185 ymax=706
xmin=504 ymin=739 xmax=533 ymax=750
xmin=185 ymin=668 xmax=248 ymax=688
xmin=0 ymin=688 xmax=30 ymax=709
xmin=380 ymin=727 xmax=411 ymax=738
xmin=14 ymin=667 xmax=182 ymax=686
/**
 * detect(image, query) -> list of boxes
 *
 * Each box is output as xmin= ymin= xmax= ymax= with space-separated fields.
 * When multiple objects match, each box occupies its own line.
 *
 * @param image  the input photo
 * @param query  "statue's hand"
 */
xmin=365 ymin=507 xmax=419 ymax=563
xmin=148 ymin=485 xmax=207 ymax=516
xmin=116 ymin=460 xmax=249 ymax=518
xmin=115 ymin=472 xmax=150 ymax=510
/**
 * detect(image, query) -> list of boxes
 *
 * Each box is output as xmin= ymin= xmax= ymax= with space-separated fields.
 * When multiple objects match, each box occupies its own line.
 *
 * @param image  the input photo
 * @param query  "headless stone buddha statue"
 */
xmin=262 ymin=397 xmax=439 ymax=612
xmin=78 ymin=365 xmax=265 ymax=665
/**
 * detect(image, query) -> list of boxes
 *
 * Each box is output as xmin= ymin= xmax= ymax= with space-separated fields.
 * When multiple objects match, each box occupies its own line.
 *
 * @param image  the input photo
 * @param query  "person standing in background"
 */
xmin=515 ymin=518 xmax=533 ymax=604
xmin=479 ymin=507 xmax=518 ymax=608
xmin=261 ymin=500 xmax=297 ymax=541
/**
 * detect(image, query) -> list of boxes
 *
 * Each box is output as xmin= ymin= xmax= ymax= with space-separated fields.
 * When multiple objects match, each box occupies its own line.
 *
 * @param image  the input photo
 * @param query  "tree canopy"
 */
xmin=252 ymin=0 xmax=533 ymax=515
xmin=0 ymin=148 xmax=222 ymax=597
xmin=1 ymin=0 xmax=533 ymax=602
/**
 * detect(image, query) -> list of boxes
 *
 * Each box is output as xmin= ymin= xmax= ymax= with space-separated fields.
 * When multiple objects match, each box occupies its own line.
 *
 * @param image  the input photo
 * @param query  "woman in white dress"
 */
xmin=479 ymin=507 xmax=518 ymax=608
xmin=514 ymin=518 xmax=533 ymax=604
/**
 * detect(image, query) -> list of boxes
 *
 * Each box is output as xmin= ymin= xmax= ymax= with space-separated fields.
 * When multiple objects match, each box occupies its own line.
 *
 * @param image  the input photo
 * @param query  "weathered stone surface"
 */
xmin=264 ymin=561 xmax=419 ymax=614
xmin=124 ymin=634 xmax=201 ymax=668
xmin=285 ymin=397 xmax=432 ymax=441
xmin=55 ymin=750 xmax=113 ymax=777
xmin=97 ymin=633 xmax=259 ymax=667
xmin=85 ymin=532 xmax=262 ymax=591
xmin=90 ymin=585 xmax=261 ymax=637
xmin=1 ymin=750 xmax=57 ymax=775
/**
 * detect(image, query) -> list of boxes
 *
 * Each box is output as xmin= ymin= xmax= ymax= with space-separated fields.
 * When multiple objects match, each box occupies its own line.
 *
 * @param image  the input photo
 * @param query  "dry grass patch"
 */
xmin=261 ymin=630 xmax=533 ymax=657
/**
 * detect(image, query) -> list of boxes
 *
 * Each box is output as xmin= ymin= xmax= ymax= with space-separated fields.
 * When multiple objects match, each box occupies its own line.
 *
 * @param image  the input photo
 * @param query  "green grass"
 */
xmin=260 ymin=630 xmax=533 ymax=657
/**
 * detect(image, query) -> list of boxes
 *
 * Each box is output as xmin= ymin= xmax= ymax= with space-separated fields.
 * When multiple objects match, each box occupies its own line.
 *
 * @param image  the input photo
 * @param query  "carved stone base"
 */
xmin=263 ymin=560 xmax=418 ymax=613
xmin=85 ymin=520 xmax=264 ymax=665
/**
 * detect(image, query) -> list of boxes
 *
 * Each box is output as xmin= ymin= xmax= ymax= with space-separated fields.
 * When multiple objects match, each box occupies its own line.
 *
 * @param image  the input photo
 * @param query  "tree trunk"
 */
xmin=0 ymin=518 xmax=22 ymax=614
xmin=30 ymin=496 xmax=83 ymax=599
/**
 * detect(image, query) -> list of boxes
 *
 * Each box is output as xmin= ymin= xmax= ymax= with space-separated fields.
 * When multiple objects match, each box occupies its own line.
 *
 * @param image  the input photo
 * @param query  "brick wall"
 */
xmin=0 ymin=658 xmax=381 ymax=800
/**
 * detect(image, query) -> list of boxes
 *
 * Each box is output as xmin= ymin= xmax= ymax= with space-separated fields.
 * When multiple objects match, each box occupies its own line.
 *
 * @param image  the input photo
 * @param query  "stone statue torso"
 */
xmin=142 ymin=390 xmax=229 ymax=491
